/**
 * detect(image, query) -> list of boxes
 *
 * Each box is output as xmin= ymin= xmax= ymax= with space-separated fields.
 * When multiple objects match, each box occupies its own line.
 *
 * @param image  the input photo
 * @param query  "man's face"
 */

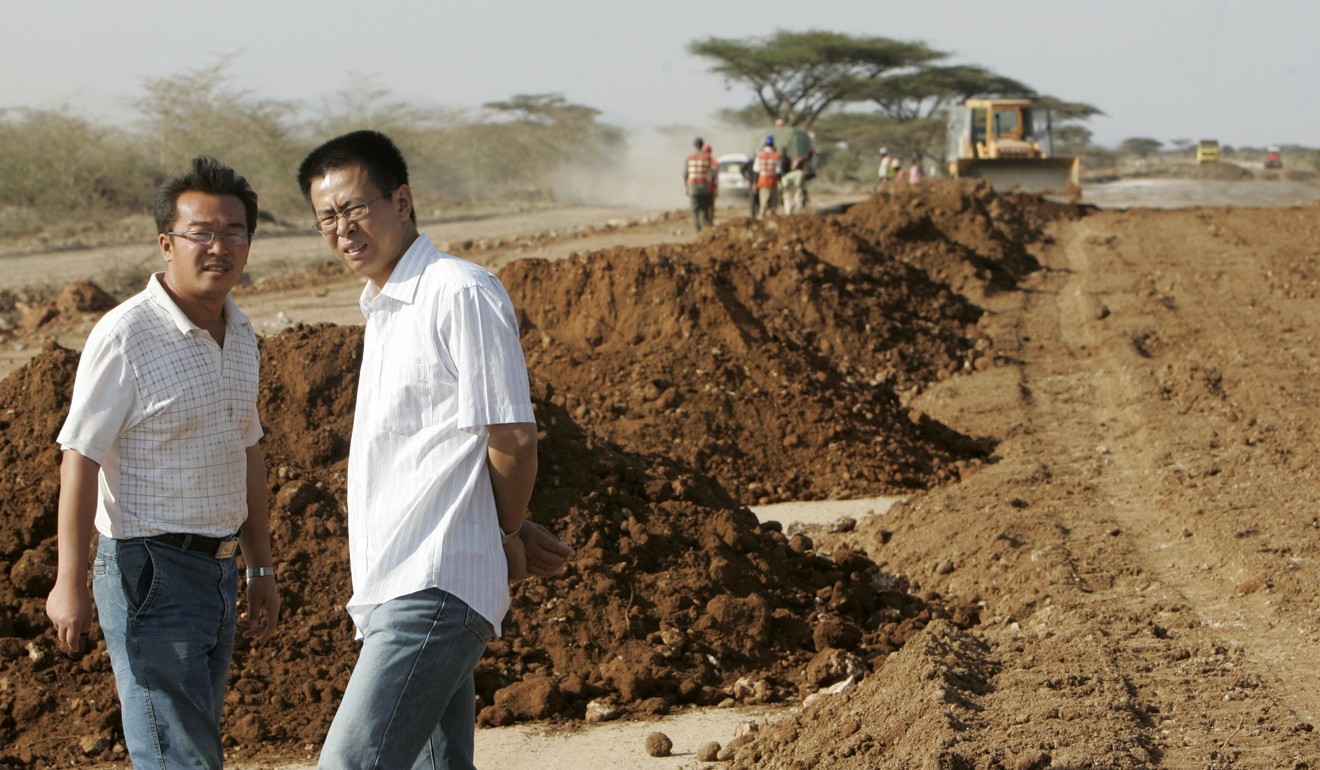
xmin=308 ymin=164 xmax=412 ymax=288
xmin=159 ymin=191 xmax=250 ymax=304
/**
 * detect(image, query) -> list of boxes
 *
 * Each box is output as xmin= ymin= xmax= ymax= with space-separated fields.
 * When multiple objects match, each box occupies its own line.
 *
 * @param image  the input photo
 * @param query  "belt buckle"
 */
xmin=215 ymin=540 xmax=239 ymax=559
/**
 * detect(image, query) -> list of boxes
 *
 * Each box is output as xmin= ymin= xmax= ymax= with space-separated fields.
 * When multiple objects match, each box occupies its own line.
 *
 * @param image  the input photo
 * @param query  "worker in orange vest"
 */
xmin=684 ymin=136 xmax=715 ymax=233
xmin=753 ymin=135 xmax=781 ymax=221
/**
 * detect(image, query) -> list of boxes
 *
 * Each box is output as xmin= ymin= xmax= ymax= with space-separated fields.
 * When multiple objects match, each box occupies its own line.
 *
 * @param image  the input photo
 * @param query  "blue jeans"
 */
xmin=93 ymin=535 xmax=238 ymax=769
xmin=318 ymin=588 xmax=496 ymax=770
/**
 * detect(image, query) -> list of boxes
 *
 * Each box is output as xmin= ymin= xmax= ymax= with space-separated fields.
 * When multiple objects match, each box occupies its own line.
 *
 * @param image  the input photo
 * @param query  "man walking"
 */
xmin=754 ymin=135 xmax=782 ymax=220
xmin=684 ymin=136 xmax=715 ymax=232
xmin=878 ymin=148 xmax=894 ymax=189
xmin=297 ymin=130 xmax=573 ymax=769
xmin=701 ymin=141 xmax=718 ymax=226
xmin=46 ymin=156 xmax=280 ymax=769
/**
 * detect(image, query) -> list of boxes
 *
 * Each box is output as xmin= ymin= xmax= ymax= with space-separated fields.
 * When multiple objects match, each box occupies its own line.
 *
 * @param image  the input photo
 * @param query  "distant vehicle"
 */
xmin=1196 ymin=139 xmax=1220 ymax=164
xmin=1264 ymin=145 xmax=1283 ymax=169
xmin=716 ymin=153 xmax=752 ymax=197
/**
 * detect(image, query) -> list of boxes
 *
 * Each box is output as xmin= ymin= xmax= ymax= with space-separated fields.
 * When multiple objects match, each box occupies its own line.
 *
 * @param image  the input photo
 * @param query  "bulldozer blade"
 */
xmin=954 ymin=157 xmax=1081 ymax=200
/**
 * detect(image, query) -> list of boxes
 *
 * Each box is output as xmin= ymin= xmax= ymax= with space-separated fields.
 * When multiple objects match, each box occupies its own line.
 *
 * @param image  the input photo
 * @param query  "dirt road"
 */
xmin=746 ymin=198 xmax=1320 ymax=768
xmin=4 ymin=178 xmax=1320 ymax=768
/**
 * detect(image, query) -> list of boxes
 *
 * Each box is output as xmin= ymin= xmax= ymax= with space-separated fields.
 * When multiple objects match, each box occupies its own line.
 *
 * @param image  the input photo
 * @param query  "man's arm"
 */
xmin=237 ymin=443 xmax=280 ymax=642
xmin=46 ymin=450 xmax=101 ymax=652
xmin=487 ymin=422 xmax=538 ymax=582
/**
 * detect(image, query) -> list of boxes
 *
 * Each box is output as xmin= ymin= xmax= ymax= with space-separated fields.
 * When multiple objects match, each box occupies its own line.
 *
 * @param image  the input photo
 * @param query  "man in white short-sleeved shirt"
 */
xmin=298 ymin=130 xmax=574 ymax=770
xmin=46 ymin=156 xmax=280 ymax=769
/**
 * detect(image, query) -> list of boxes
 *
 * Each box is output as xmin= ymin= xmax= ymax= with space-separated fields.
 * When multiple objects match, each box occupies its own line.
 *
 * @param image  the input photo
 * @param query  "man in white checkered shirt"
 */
xmin=46 ymin=156 xmax=280 ymax=769
xmin=298 ymin=130 xmax=574 ymax=770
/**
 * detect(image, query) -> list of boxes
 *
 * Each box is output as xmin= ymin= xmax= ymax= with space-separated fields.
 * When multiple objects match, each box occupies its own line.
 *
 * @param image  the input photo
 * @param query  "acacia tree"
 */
xmin=689 ymin=30 xmax=943 ymax=127
xmin=481 ymin=93 xmax=623 ymax=169
xmin=853 ymin=65 xmax=1034 ymax=122
xmin=1054 ymin=125 xmax=1094 ymax=156
xmin=465 ymin=93 xmax=623 ymax=201
xmin=694 ymin=30 xmax=1104 ymax=176
xmin=1032 ymin=96 xmax=1104 ymax=125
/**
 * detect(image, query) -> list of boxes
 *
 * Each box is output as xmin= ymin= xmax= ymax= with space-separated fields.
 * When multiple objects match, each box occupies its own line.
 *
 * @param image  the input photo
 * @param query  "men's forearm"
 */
xmin=239 ymin=444 xmax=274 ymax=568
xmin=48 ymin=450 xmax=101 ymax=650
xmin=487 ymin=423 xmax=538 ymax=534
xmin=55 ymin=450 xmax=100 ymax=582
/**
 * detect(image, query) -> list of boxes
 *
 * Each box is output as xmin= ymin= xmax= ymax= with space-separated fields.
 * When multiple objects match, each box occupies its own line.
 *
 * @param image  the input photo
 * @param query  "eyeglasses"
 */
xmin=312 ymin=190 xmax=394 ymax=234
xmin=167 ymin=231 xmax=253 ymax=247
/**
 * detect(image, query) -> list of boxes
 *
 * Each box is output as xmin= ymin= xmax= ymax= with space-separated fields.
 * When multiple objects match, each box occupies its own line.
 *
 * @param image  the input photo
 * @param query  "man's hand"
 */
xmin=238 ymin=577 xmax=281 ymax=643
xmin=47 ymin=578 xmax=93 ymax=652
xmin=520 ymin=520 xmax=575 ymax=578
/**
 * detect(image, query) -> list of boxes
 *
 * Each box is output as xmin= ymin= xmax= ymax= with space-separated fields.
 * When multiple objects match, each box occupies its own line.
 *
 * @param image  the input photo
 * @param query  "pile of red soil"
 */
xmin=0 ymin=182 xmax=1072 ymax=766
xmin=840 ymin=178 xmax=1079 ymax=296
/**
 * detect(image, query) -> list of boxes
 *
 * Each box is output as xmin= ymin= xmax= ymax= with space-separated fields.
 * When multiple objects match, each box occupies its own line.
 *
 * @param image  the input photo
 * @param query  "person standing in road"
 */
xmin=702 ymin=141 xmax=718 ymax=226
xmin=46 ymin=155 xmax=280 ymax=769
xmin=297 ymin=129 xmax=575 ymax=770
xmin=684 ymin=136 xmax=715 ymax=232
xmin=878 ymin=149 xmax=894 ymax=189
xmin=908 ymin=156 xmax=924 ymax=184
xmin=754 ymin=135 xmax=782 ymax=220
xmin=742 ymin=154 xmax=760 ymax=218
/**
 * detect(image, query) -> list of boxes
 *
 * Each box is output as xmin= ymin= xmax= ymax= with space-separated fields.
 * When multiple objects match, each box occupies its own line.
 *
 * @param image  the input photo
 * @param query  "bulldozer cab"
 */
xmin=975 ymin=104 xmax=1023 ymax=143
xmin=956 ymin=99 xmax=1053 ymax=159
xmin=947 ymin=98 xmax=1078 ymax=199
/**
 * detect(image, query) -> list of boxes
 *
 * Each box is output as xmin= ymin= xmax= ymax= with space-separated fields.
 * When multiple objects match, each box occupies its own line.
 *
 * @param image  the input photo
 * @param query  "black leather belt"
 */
xmin=147 ymin=533 xmax=240 ymax=559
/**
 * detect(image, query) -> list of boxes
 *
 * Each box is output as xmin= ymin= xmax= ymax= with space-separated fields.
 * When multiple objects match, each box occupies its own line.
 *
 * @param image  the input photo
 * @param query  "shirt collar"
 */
xmin=147 ymin=272 xmax=250 ymax=337
xmin=359 ymin=234 xmax=431 ymax=318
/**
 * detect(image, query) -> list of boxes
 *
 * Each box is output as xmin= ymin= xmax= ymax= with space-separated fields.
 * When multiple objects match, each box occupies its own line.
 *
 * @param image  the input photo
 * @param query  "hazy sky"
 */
xmin=4 ymin=0 xmax=1315 ymax=149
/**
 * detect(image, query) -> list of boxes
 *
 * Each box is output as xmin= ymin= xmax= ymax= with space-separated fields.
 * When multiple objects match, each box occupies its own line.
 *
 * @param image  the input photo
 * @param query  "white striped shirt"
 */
xmin=345 ymin=235 xmax=534 ymax=637
xmin=57 ymin=273 xmax=262 ymax=538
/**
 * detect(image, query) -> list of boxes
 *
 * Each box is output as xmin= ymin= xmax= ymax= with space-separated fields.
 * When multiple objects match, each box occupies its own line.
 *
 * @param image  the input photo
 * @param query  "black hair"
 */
xmin=297 ymin=130 xmax=415 ymax=223
xmin=152 ymin=156 xmax=259 ymax=234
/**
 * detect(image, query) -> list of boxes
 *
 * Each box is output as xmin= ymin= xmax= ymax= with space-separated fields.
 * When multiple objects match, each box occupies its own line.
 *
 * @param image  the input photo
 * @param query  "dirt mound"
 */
xmin=838 ymin=179 xmax=1079 ymax=296
xmin=504 ymin=213 xmax=990 ymax=504
xmin=0 ymin=331 xmax=967 ymax=766
xmin=481 ymin=390 xmax=978 ymax=726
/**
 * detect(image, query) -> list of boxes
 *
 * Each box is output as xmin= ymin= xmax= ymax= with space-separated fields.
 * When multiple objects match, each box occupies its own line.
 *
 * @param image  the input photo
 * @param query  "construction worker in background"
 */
xmin=907 ymin=155 xmax=924 ymax=184
xmin=684 ymin=136 xmax=715 ymax=233
xmin=754 ymin=135 xmax=781 ymax=221
xmin=781 ymin=146 xmax=810 ymax=215
xmin=702 ymin=142 xmax=717 ymax=226
xmin=742 ymin=155 xmax=759 ymax=218
xmin=878 ymin=149 xmax=894 ymax=189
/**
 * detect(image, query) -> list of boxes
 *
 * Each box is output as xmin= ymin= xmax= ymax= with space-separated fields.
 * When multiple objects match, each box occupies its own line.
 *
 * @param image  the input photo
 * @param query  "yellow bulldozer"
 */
xmin=946 ymin=98 xmax=1081 ymax=200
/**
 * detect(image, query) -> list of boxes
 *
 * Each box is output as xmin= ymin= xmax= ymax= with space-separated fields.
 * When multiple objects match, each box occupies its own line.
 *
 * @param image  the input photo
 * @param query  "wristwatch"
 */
xmin=246 ymin=566 xmax=275 ymax=578
xmin=499 ymin=525 xmax=521 ymax=545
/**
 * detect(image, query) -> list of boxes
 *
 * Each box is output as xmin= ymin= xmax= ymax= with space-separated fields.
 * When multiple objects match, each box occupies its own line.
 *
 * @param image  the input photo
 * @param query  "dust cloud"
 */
xmin=549 ymin=125 xmax=770 ymax=209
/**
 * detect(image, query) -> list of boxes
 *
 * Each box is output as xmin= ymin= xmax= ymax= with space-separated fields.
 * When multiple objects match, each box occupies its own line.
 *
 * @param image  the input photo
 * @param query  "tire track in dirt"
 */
xmin=1048 ymin=212 xmax=1320 ymax=767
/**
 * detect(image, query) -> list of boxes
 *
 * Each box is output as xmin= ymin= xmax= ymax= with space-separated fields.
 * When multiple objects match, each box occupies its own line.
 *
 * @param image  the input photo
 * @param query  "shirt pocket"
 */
xmin=383 ymin=363 xmax=440 ymax=435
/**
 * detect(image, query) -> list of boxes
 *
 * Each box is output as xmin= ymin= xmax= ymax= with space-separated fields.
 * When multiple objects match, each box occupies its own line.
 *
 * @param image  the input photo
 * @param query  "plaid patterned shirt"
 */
xmin=58 ymin=273 xmax=262 ymax=539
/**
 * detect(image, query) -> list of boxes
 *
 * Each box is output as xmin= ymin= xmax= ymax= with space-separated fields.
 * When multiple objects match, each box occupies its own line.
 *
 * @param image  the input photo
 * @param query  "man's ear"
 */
xmin=395 ymin=184 xmax=414 ymax=222
xmin=158 ymin=232 xmax=174 ymax=263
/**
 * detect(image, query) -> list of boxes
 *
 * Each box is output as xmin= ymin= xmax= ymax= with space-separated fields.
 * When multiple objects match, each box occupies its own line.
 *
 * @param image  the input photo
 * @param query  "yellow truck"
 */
xmin=946 ymin=98 xmax=1080 ymax=200
xmin=1196 ymin=139 xmax=1220 ymax=163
